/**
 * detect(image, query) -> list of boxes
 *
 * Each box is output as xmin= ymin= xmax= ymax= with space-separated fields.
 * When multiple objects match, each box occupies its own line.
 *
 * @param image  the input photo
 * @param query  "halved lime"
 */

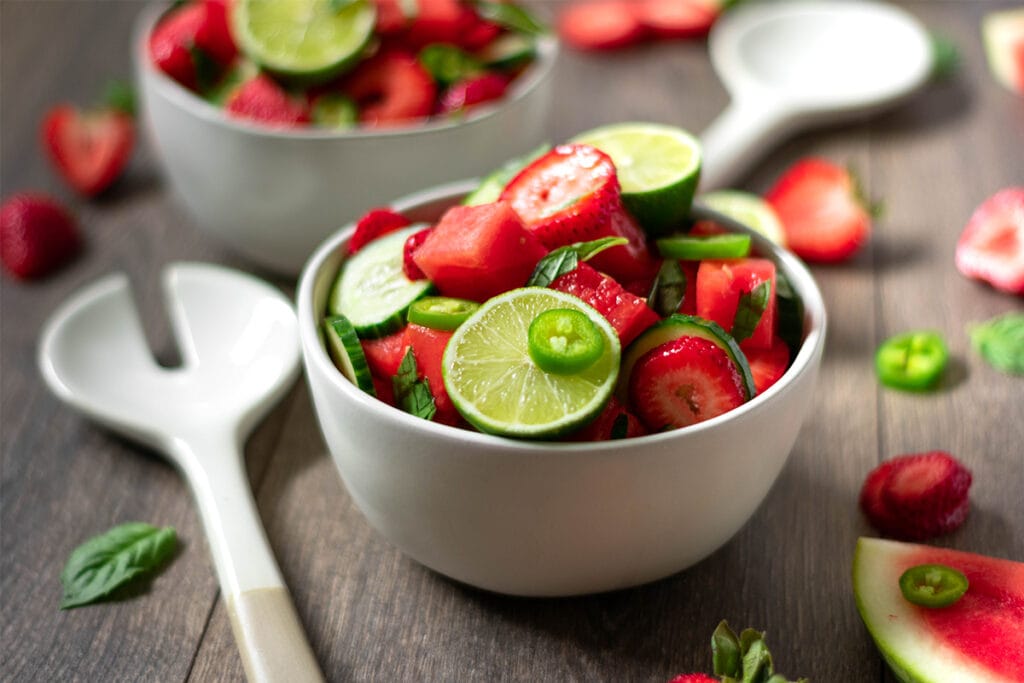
xmin=232 ymin=0 xmax=376 ymax=81
xmin=443 ymin=288 xmax=620 ymax=438
xmin=697 ymin=190 xmax=787 ymax=246
xmin=571 ymin=122 xmax=702 ymax=237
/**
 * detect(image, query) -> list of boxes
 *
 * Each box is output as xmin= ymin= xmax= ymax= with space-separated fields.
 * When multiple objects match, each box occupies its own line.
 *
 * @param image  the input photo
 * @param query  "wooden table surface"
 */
xmin=2 ymin=2 xmax=1022 ymax=681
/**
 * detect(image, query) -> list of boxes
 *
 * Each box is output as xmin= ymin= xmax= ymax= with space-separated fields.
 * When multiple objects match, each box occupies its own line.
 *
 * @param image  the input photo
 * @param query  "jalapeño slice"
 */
xmin=527 ymin=308 xmax=605 ymax=375
xmin=899 ymin=564 xmax=969 ymax=608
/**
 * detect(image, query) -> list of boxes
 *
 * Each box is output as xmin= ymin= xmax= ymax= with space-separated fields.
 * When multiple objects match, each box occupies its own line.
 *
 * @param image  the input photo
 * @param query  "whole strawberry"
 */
xmin=0 ymin=194 xmax=82 ymax=280
xmin=41 ymin=105 xmax=134 ymax=197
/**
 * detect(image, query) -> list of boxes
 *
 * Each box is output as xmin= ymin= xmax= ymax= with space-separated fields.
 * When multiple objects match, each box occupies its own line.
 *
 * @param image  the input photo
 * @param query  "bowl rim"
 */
xmin=132 ymin=1 xmax=561 ymax=141
xmin=297 ymin=179 xmax=828 ymax=455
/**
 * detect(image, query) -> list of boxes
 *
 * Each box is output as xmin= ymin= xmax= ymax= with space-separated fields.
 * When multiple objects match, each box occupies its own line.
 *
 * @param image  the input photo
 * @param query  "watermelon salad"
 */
xmin=321 ymin=124 xmax=806 ymax=441
xmin=147 ymin=0 xmax=546 ymax=129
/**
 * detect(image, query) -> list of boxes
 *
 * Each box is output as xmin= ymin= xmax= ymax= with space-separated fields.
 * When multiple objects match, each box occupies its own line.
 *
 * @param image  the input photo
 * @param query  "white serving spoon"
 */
xmin=38 ymin=262 xmax=323 ymax=683
xmin=699 ymin=0 xmax=933 ymax=190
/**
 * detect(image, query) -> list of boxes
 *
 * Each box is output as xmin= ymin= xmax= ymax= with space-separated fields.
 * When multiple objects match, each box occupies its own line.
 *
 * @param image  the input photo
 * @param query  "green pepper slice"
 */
xmin=875 ymin=331 xmax=949 ymax=390
xmin=899 ymin=564 xmax=969 ymax=608
xmin=656 ymin=234 xmax=751 ymax=260
xmin=408 ymin=296 xmax=480 ymax=331
xmin=527 ymin=309 xmax=605 ymax=375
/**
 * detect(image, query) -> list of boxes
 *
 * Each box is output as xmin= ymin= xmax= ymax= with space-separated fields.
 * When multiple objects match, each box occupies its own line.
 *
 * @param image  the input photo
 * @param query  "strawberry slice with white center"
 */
xmin=628 ymin=335 xmax=747 ymax=431
xmin=634 ymin=0 xmax=720 ymax=40
xmin=557 ymin=1 xmax=646 ymax=52
xmin=955 ymin=187 xmax=1024 ymax=295
xmin=765 ymin=157 xmax=872 ymax=263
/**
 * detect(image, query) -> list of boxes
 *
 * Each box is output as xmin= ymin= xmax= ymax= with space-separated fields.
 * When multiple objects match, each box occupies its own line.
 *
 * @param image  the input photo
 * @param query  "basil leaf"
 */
xmin=463 ymin=143 xmax=550 ymax=206
xmin=712 ymin=620 xmax=743 ymax=678
xmin=60 ymin=522 xmax=177 ymax=609
xmin=731 ymin=281 xmax=771 ymax=343
xmin=526 ymin=237 xmax=628 ymax=287
xmin=471 ymin=0 xmax=547 ymax=35
xmin=419 ymin=44 xmax=482 ymax=87
xmin=774 ymin=271 xmax=804 ymax=358
xmin=393 ymin=348 xmax=437 ymax=420
xmin=969 ymin=312 xmax=1024 ymax=375
xmin=647 ymin=260 xmax=687 ymax=317
xmin=104 ymin=80 xmax=136 ymax=117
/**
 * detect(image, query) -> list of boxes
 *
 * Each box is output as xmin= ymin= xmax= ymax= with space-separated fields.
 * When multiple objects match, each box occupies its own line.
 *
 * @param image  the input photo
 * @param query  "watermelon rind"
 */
xmin=981 ymin=8 xmax=1024 ymax=94
xmin=853 ymin=537 xmax=1022 ymax=683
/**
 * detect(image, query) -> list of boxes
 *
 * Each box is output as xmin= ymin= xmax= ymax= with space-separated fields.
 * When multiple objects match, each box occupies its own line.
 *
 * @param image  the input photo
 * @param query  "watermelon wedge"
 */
xmin=853 ymin=537 xmax=1024 ymax=683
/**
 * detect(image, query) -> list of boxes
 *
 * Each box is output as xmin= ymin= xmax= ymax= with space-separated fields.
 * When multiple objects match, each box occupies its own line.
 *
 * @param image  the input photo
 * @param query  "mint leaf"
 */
xmin=104 ymin=80 xmax=136 ymax=117
xmin=471 ymin=0 xmax=547 ymax=35
xmin=647 ymin=260 xmax=687 ymax=317
xmin=970 ymin=312 xmax=1024 ymax=375
xmin=609 ymin=413 xmax=630 ymax=440
xmin=60 ymin=522 xmax=177 ymax=609
xmin=419 ymin=44 xmax=482 ymax=87
xmin=527 ymin=237 xmax=629 ymax=287
xmin=393 ymin=348 xmax=437 ymax=420
xmin=731 ymin=280 xmax=771 ymax=343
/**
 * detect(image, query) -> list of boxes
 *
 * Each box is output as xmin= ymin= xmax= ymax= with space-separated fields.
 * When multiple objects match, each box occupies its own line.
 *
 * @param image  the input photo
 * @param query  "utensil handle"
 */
xmin=698 ymin=98 xmax=793 ymax=191
xmin=173 ymin=432 xmax=324 ymax=683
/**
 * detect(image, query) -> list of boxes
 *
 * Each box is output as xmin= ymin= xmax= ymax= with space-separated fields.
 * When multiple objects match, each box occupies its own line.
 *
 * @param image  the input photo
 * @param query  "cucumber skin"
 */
xmin=323 ymin=315 xmax=377 ymax=396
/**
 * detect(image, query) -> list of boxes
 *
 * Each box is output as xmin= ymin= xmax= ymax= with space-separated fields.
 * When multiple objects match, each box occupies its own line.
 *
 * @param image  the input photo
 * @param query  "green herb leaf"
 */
xmin=609 ymin=413 xmax=630 ymax=440
xmin=740 ymin=635 xmax=771 ymax=683
xmin=930 ymin=32 xmax=960 ymax=81
xmin=712 ymin=620 xmax=743 ymax=678
xmin=969 ymin=312 xmax=1024 ymax=375
xmin=60 ymin=522 xmax=177 ymax=609
xmin=189 ymin=45 xmax=221 ymax=94
xmin=419 ymin=44 xmax=483 ymax=87
xmin=647 ymin=260 xmax=687 ymax=317
xmin=104 ymin=80 xmax=136 ymax=117
xmin=526 ymin=237 xmax=628 ymax=288
xmin=471 ymin=0 xmax=547 ymax=35
xmin=731 ymin=280 xmax=771 ymax=343
xmin=774 ymin=271 xmax=804 ymax=359
xmin=393 ymin=348 xmax=437 ymax=420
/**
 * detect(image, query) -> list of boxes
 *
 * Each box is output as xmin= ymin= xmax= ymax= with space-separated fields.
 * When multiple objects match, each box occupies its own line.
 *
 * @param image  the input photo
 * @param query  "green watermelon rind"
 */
xmin=853 ymin=537 xmax=1019 ymax=683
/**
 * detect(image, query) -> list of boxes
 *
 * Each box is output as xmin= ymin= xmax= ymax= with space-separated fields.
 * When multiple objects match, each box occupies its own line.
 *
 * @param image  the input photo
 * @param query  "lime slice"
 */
xmin=698 ymin=190 xmax=787 ymax=246
xmin=571 ymin=122 xmax=702 ymax=237
xmin=443 ymin=288 xmax=620 ymax=438
xmin=232 ymin=0 xmax=376 ymax=81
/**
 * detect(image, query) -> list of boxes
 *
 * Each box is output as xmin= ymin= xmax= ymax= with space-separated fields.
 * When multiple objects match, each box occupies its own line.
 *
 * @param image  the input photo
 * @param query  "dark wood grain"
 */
xmin=2 ymin=2 xmax=1022 ymax=682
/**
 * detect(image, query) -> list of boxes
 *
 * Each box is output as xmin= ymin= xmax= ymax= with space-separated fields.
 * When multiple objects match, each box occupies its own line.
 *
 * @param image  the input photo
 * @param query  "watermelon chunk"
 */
xmin=550 ymin=262 xmax=659 ymax=347
xmin=407 ymin=323 xmax=460 ymax=425
xmin=854 ymin=537 xmax=1024 ymax=683
xmin=411 ymin=201 xmax=548 ymax=302
xmin=696 ymin=258 xmax=777 ymax=351
xmin=361 ymin=327 xmax=410 ymax=377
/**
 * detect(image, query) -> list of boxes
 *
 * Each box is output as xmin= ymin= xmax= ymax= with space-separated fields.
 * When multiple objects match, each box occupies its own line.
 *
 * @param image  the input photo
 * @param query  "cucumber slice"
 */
xmin=328 ymin=224 xmax=433 ymax=338
xmin=618 ymin=314 xmax=756 ymax=402
xmin=323 ymin=315 xmax=376 ymax=396
xmin=476 ymin=33 xmax=537 ymax=70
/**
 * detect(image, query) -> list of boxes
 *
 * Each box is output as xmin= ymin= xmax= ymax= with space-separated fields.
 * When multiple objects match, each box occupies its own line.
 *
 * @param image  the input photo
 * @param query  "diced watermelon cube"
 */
xmin=412 ymin=201 xmax=548 ymax=302
xmin=361 ymin=327 xmax=410 ymax=377
xmin=679 ymin=261 xmax=699 ymax=315
xmin=550 ymin=262 xmax=659 ymax=347
xmin=696 ymin=258 xmax=777 ymax=351
xmin=744 ymin=336 xmax=790 ymax=395
xmin=407 ymin=323 xmax=460 ymax=425
xmin=568 ymin=395 xmax=647 ymax=441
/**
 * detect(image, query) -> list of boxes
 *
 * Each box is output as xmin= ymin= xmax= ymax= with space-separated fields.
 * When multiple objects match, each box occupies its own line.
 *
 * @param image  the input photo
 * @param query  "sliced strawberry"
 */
xmin=629 ymin=335 xmax=748 ymax=431
xmin=568 ymin=396 xmax=647 ymax=441
xmin=859 ymin=459 xmax=903 ymax=537
xmin=551 ymin=262 xmax=660 ymax=347
xmin=765 ymin=157 xmax=872 ymax=263
xmin=195 ymin=0 xmax=237 ymax=66
xmin=361 ymin=327 xmax=411 ymax=378
xmin=373 ymin=0 xmax=414 ymax=36
xmin=458 ymin=17 xmax=503 ymax=51
xmin=696 ymin=258 xmax=777 ymax=351
xmin=402 ymin=0 xmax=471 ymax=50
xmin=668 ymin=675 xmax=719 ymax=683
xmin=0 ymin=193 xmax=82 ymax=280
xmin=557 ymin=1 xmax=646 ymax=51
xmin=439 ymin=73 xmax=509 ymax=114
xmin=225 ymin=74 xmax=311 ymax=127
xmin=954 ymin=187 xmax=1024 ymax=295
xmin=344 ymin=51 xmax=437 ymax=126
xmin=41 ymin=106 xmax=134 ymax=197
xmin=348 ymin=207 xmax=412 ymax=255
xmin=402 ymin=226 xmax=432 ymax=280
xmin=148 ymin=3 xmax=207 ymax=89
xmin=744 ymin=337 xmax=790 ymax=394
xmin=407 ymin=323 xmax=460 ymax=425
xmin=634 ymin=0 xmax=720 ymax=39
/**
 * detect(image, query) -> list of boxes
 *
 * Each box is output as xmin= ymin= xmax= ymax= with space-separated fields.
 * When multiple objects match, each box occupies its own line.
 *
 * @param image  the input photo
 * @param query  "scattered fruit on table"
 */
xmin=765 ymin=157 xmax=875 ymax=263
xmin=875 ymin=331 xmax=949 ymax=391
xmin=667 ymin=620 xmax=807 ymax=683
xmin=859 ymin=451 xmax=972 ymax=541
xmin=982 ymin=7 xmax=1024 ymax=94
xmin=149 ymin=0 xmax=546 ymax=129
xmin=968 ymin=312 xmax=1024 ymax=375
xmin=955 ymin=187 xmax=1024 ymax=296
xmin=898 ymin=563 xmax=969 ymax=608
xmin=0 ymin=193 xmax=82 ymax=280
xmin=853 ymin=537 xmax=1024 ymax=683
xmin=558 ymin=0 xmax=722 ymax=52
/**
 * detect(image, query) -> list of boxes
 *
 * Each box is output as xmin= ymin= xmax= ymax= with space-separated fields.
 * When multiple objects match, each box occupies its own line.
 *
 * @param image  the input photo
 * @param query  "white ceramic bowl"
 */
xmin=133 ymin=4 xmax=559 ymax=276
xmin=297 ymin=181 xmax=827 ymax=596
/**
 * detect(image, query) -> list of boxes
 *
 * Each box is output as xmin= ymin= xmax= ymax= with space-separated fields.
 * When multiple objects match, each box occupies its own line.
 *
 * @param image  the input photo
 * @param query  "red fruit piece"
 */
xmin=439 ymin=73 xmax=509 ymax=114
xmin=402 ymin=226 xmax=432 ymax=280
xmin=0 ymin=193 xmax=82 ymax=280
xmin=407 ymin=323 xmax=460 ymax=425
xmin=634 ymin=0 xmax=719 ymax=39
xmin=225 ymin=75 xmax=311 ymax=127
xmin=402 ymin=0 xmax=471 ymax=49
xmin=373 ymin=0 xmax=413 ymax=35
xmin=411 ymin=201 xmax=548 ymax=302
xmin=954 ymin=187 xmax=1024 ymax=295
xmin=458 ymin=17 xmax=502 ymax=52
xmin=696 ymin=258 xmax=777 ymax=351
xmin=629 ymin=335 xmax=748 ymax=431
xmin=550 ymin=262 xmax=659 ymax=347
xmin=667 ymin=675 xmax=718 ymax=683
xmin=568 ymin=396 xmax=647 ymax=441
xmin=348 ymin=207 xmax=412 ymax=255
xmin=344 ymin=51 xmax=437 ymax=126
xmin=373 ymin=375 xmax=397 ymax=406
xmin=859 ymin=459 xmax=904 ymax=538
xmin=765 ymin=157 xmax=872 ymax=263
xmin=557 ymin=1 xmax=646 ymax=52
xmin=744 ymin=337 xmax=790 ymax=394
xmin=41 ymin=106 xmax=134 ymax=197
xmin=361 ymin=327 xmax=410 ymax=378
xmin=195 ymin=0 xmax=238 ymax=66
xmin=148 ymin=3 xmax=206 ymax=89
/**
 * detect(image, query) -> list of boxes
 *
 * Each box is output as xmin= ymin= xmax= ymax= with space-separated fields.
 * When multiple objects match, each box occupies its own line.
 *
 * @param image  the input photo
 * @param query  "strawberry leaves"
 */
xmin=711 ymin=620 xmax=808 ymax=683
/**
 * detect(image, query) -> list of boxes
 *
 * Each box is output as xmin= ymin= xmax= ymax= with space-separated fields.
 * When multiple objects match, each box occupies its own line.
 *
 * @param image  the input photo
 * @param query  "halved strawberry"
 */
xmin=557 ymin=1 xmax=646 ymax=51
xmin=41 ymin=106 xmax=134 ymax=197
xmin=348 ymin=207 xmax=412 ymax=255
xmin=954 ymin=187 xmax=1024 ymax=295
xmin=402 ymin=226 xmax=432 ymax=280
xmin=361 ymin=327 xmax=411 ymax=378
xmin=402 ymin=0 xmax=471 ymax=50
xmin=765 ymin=157 xmax=872 ymax=263
xmin=148 ymin=3 xmax=207 ymax=89
xmin=225 ymin=75 xmax=311 ymax=127
xmin=195 ymin=0 xmax=237 ymax=66
xmin=439 ymin=73 xmax=509 ymax=114
xmin=668 ymin=675 xmax=718 ymax=683
xmin=344 ymin=51 xmax=437 ymax=126
xmin=628 ymin=335 xmax=748 ymax=431
xmin=587 ymin=205 xmax=660 ymax=283
xmin=744 ymin=337 xmax=790 ymax=394
xmin=634 ymin=0 xmax=720 ymax=39
xmin=550 ymin=262 xmax=659 ymax=347
xmin=373 ymin=0 xmax=414 ymax=36
xmin=0 ymin=193 xmax=82 ymax=280
xmin=568 ymin=396 xmax=647 ymax=441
